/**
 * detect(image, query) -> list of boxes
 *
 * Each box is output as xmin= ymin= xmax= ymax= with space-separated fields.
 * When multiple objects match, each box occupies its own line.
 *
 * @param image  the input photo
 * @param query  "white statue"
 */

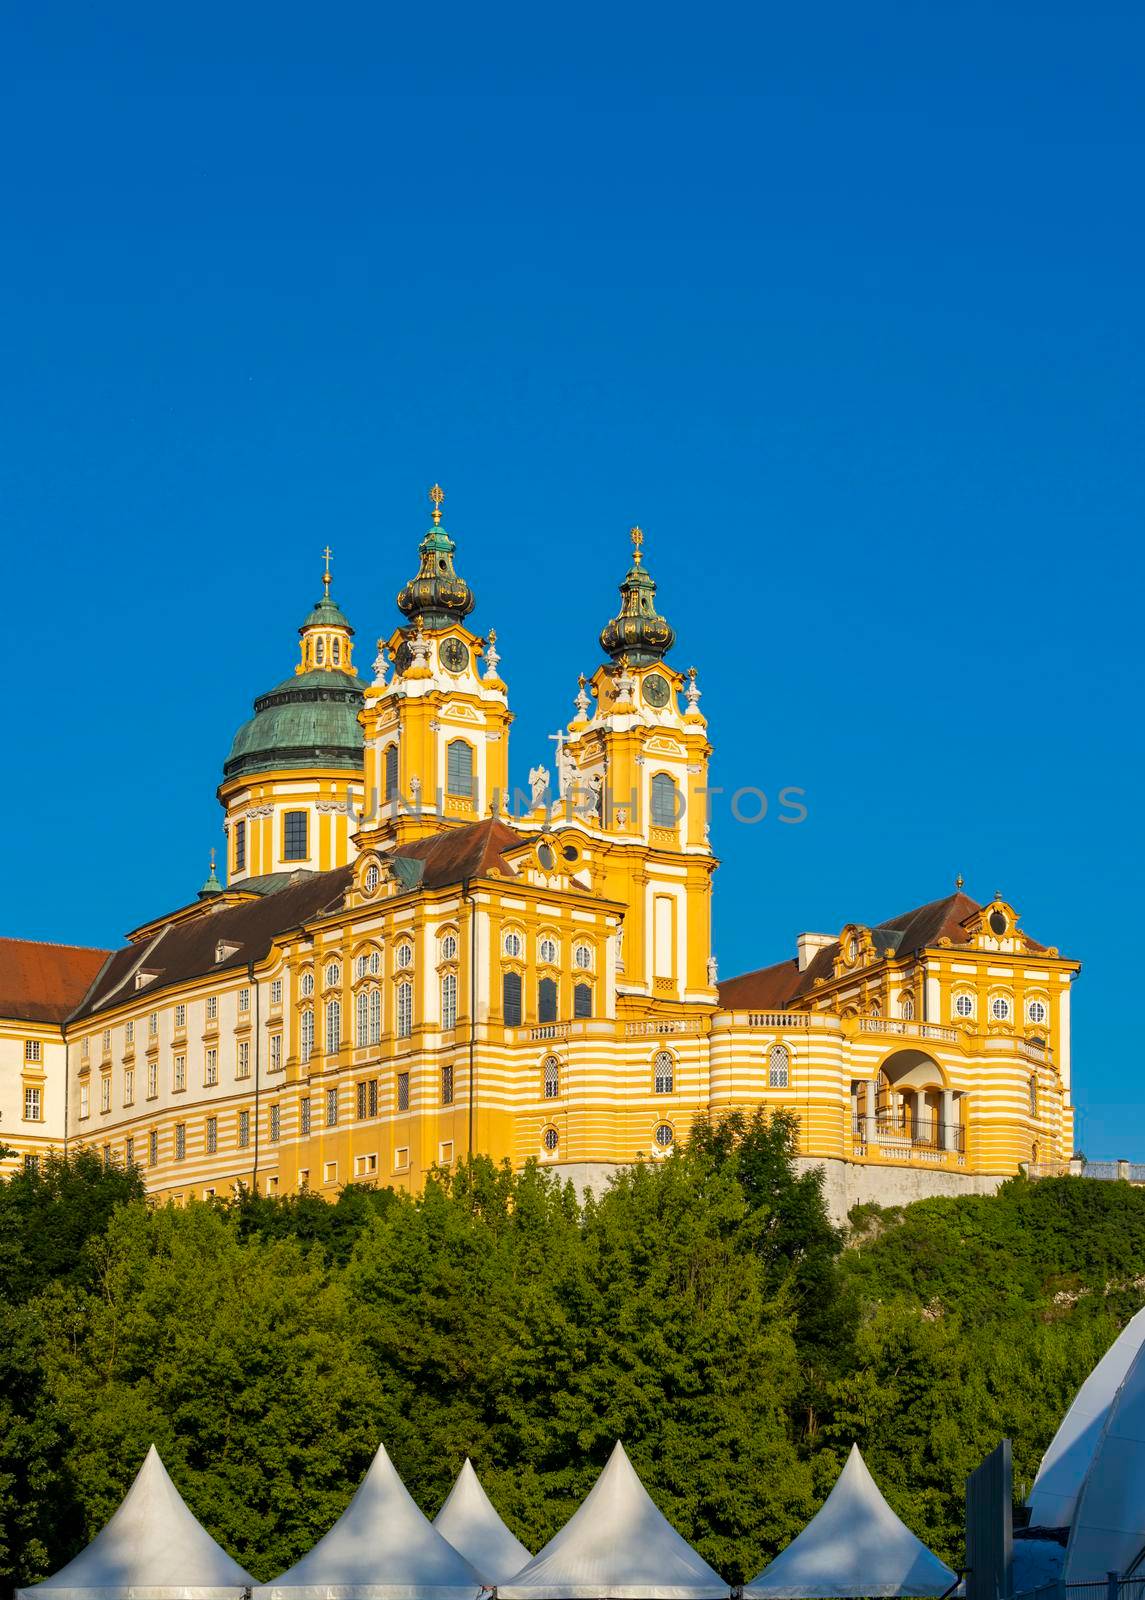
xmin=372 ymin=639 xmax=390 ymax=687
xmin=707 ymin=954 xmax=719 ymax=984
xmin=483 ymin=628 xmax=501 ymax=680
xmin=686 ymin=666 xmax=702 ymax=712
xmin=528 ymin=764 xmax=551 ymax=807
xmin=574 ymin=673 xmax=591 ymax=719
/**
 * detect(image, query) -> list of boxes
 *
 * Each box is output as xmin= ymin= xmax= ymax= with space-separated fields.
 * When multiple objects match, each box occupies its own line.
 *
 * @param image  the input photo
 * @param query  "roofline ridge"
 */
xmin=0 ymin=934 xmax=114 ymax=954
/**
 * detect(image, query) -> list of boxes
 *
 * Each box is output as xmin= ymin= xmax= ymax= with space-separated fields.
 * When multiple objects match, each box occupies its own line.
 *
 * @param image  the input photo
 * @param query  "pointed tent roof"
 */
xmin=498 ymin=1441 xmax=729 ymax=1600
xmin=1028 ymin=1305 xmax=1145 ymax=1532
xmin=1063 ymin=1334 xmax=1145 ymax=1582
xmin=15 ymin=1445 xmax=253 ymax=1600
xmin=252 ymin=1443 xmax=485 ymax=1600
xmin=744 ymin=1446 xmax=957 ymax=1599
xmin=433 ymin=1459 xmax=532 ymax=1585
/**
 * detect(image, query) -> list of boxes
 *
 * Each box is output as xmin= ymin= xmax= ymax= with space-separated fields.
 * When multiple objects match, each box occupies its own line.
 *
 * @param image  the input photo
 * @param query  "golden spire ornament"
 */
xmin=429 ymin=483 xmax=445 ymax=526
xmin=322 ymin=544 xmax=333 ymax=593
xmin=630 ymin=525 xmax=644 ymax=565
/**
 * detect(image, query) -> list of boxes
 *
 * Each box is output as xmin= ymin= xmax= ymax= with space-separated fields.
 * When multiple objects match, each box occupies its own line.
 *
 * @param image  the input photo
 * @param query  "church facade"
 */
xmin=0 ymin=491 xmax=1080 ymax=1217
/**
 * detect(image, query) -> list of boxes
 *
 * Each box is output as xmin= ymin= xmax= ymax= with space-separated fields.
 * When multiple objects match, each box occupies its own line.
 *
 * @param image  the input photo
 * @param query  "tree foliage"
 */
xmin=0 ymin=1129 xmax=1143 ymax=1594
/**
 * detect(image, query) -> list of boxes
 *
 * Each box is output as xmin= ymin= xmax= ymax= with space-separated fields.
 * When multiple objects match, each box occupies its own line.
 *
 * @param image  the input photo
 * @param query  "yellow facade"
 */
xmin=1 ymin=494 xmax=1081 ymax=1217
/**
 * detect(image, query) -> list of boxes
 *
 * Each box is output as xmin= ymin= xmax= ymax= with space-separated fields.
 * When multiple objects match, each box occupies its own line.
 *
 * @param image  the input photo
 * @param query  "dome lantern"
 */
xmin=396 ymin=484 xmax=476 ymax=630
xmin=599 ymin=525 xmax=676 ymax=666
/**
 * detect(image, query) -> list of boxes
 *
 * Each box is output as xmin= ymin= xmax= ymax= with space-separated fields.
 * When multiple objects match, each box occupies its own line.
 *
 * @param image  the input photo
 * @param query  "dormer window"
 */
xmin=215 ymin=940 xmax=241 ymax=964
xmin=134 ymin=969 xmax=158 ymax=990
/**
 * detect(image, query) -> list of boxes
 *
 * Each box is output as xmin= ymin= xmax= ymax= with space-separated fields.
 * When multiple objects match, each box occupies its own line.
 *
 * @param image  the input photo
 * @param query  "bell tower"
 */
xmin=541 ymin=527 xmax=717 ymax=1011
xmin=356 ymin=487 xmax=513 ymax=850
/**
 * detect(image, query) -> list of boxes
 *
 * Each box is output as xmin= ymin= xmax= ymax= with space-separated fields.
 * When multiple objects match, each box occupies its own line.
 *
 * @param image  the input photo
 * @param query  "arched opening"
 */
xmin=852 ymin=1048 xmax=963 ymax=1154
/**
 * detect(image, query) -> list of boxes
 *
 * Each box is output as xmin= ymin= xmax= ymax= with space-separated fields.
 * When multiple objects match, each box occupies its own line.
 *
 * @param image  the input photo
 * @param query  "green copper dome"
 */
xmin=223 ymin=669 xmax=366 ymax=780
xmin=599 ymin=527 xmax=676 ymax=666
xmin=300 ymin=593 xmax=354 ymax=631
xmin=396 ymin=485 xmax=475 ymax=630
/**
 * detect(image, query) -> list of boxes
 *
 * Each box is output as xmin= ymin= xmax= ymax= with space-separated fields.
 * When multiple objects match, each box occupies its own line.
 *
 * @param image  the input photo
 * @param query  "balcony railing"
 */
xmin=856 ymin=1017 xmax=959 ymax=1042
xmin=851 ymin=1113 xmax=965 ymax=1153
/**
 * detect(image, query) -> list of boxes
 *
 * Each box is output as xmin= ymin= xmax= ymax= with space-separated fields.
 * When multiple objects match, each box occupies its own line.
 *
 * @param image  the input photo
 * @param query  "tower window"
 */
xmin=315 ymin=637 xmax=325 ymax=665
xmin=503 ymin=970 xmax=523 ymax=1027
xmin=283 ymin=811 xmax=308 ymax=861
xmin=447 ymin=739 xmax=474 ymax=798
xmin=654 ymin=1050 xmax=674 ymax=1094
xmin=384 ymin=745 xmax=399 ymax=803
xmin=234 ymin=820 xmax=246 ymax=873
xmin=574 ymin=982 xmax=592 ymax=1019
xmin=543 ymin=1055 xmax=560 ymax=1099
xmin=538 ymin=977 xmax=558 ymax=1024
xmin=331 ymin=637 xmax=341 ymax=666
xmin=651 ymin=773 xmax=680 ymax=826
xmin=768 ymin=1043 xmax=790 ymax=1089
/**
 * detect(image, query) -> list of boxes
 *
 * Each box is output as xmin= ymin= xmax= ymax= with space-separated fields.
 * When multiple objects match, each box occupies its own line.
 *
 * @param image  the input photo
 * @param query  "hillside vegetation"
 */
xmin=1 ymin=1116 xmax=1142 ymax=1592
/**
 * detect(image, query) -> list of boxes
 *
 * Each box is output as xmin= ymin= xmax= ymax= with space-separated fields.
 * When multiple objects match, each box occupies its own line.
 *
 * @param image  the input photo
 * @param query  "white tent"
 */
xmin=498 ymin=1440 xmax=729 ymax=1600
xmin=743 ymin=1445 xmax=957 ymax=1599
xmin=1063 ymin=1335 xmax=1145 ymax=1581
xmin=252 ymin=1442 xmax=485 ymax=1600
xmin=15 ymin=1444 xmax=253 ymax=1600
xmin=1028 ymin=1305 xmax=1145 ymax=1531
xmin=432 ymin=1459 xmax=532 ymax=1584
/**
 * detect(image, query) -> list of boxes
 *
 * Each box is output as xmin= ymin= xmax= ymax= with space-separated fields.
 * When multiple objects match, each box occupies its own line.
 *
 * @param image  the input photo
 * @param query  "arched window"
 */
xmin=356 ymin=990 xmax=380 ymax=1046
xmin=300 ymin=971 xmax=315 ymax=998
xmin=901 ymin=994 xmax=915 ymax=1021
xmin=539 ymin=935 xmax=558 ymax=964
xmin=768 ymin=1043 xmax=790 ymax=1088
xmin=503 ymin=970 xmax=523 ymax=1026
xmin=325 ymin=999 xmax=341 ymax=1055
xmin=447 ymin=739 xmax=474 ymax=798
xmin=503 ymin=930 xmax=523 ymax=958
xmin=325 ymin=961 xmax=341 ymax=988
xmin=396 ymin=941 xmax=413 ymax=969
xmin=315 ymin=637 xmax=325 ymax=665
xmin=300 ymin=1008 xmax=314 ymax=1064
xmin=396 ymin=981 xmax=413 ymax=1039
xmin=651 ymin=773 xmax=679 ymax=826
xmin=331 ymin=637 xmax=341 ymax=666
xmin=369 ymin=988 xmax=381 ymax=1044
xmin=440 ymin=932 xmax=458 ymax=962
xmin=654 ymin=1050 xmax=674 ymax=1094
xmin=573 ymin=982 xmax=592 ymax=1019
xmin=356 ymin=989 xmax=368 ymax=1045
xmin=441 ymin=971 xmax=457 ymax=1030
xmin=538 ymin=976 xmax=558 ymax=1023
xmin=384 ymin=745 xmax=399 ymax=803
xmin=543 ymin=1055 xmax=560 ymax=1099
xmin=573 ymin=943 xmax=593 ymax=970
xmin=364 ymin=863 xmax=381 ymax=894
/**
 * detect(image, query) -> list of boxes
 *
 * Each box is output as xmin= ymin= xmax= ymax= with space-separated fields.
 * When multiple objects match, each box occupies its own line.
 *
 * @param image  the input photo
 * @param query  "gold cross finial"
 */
xmin=322 ymin=544 xmax=333 ymax=592
xmin=631 ymin=525 xmax=643 ymax=564
xmin=429 ymin=484 xmax=445 ymax=526
xmin=209 ymin=846 xmax=216 ymax=870
xmin=955 ymin=872 xmax=964 ymax=890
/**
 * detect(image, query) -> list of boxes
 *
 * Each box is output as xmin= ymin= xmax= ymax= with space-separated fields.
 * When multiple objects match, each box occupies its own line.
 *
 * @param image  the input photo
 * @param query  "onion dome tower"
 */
xmin=395 ymin=484 xmax=476 ymax=631
xmin=598 ymin=526 xmax=676 ymax=666
xmin=217 ymin=552 xmax=368 ymax=884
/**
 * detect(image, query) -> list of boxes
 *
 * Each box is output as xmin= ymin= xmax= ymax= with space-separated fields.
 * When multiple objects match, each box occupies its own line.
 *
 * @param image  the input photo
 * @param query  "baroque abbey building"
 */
xmin=0 ymin=491 xmax=1080 ymax=1217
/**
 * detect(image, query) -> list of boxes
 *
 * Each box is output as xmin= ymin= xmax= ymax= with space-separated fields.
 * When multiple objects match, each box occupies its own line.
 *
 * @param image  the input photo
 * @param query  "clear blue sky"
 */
xmin=3 ymin=3 xmax=1142 ymax=1156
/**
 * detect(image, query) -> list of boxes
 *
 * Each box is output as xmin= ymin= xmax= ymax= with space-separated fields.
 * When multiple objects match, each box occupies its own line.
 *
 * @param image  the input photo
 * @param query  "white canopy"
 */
xmin=252 ymin=1442 xmax=485 ymax=1600
xmin=1064 ymin=1335 xmax=1145 ymax=1581
xmin=432 ymin=1459 xmax=532 ymax=1584
xmin=498 ymin=1440 xmax=729 ymax=1600
xmin=743 ymin=1446 xmax=957 ymax=1599
xmin=15 ymin=1444 xmax=254 ymax=1600
xmin=1028 ymin=1306 xmax=1145 ymax=1531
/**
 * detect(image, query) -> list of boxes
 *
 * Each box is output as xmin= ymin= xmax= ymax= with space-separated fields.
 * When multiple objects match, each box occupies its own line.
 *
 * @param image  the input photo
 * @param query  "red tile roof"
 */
xmin=0 ymin=938 xmax=112 ymax=1025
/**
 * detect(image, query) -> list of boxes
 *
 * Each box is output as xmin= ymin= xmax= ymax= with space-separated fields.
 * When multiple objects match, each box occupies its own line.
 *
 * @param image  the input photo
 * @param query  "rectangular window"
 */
xmin=205 ymin=1048 xmax=218 ymax=1086
xmin=238 ymin=1110 xmax=250 ymax=1148
xmin=323 ymin=1160 xmax=337 ymax=1185
xmin=234 ymin=819 xmax=246 ymax=873
xmin=269 ymin=1103 xmax=280 ymax=1143
xmin=441 ymin=1061 xmax=454 ymax=1104
xmin=24 ymin=1039 xmax=41 ymax=1063
xmin=397 ymin=1071 xmax=410 ymax=1112
xmin=283 ymin=810 xmax=308 ymax=861
xmin=174 ymin=1053 xmax=186 ymax=1091
xmin=24 ymin=1086 xmax=41 ymax=1120
xmin=300 ymin=1096 xmax=311 ymax=1136
xmin=23 ymin=1152 xmax=39 ymax=1175
xmin=79 ymin=1082 xmax=90 ymax=1119
xmin=81 ymin=1036 xmax=90 ymax=1061
xmin=395 ymin=1146 xmax=409 ymax=1171
xmin=100 ymin=1076 xmax=111 ymax=1113
xmin=325 ymin=999 xmax=341 ymax=1055
xmin=149 ymin=1128 xmax=158 ymax=1166
xmin=206 ymin=1116 xmax=218 ymax=1154
xmin=206 ymin=996 xmax=218 ymax=1023
xmin=439 ymin=1140 xmax=454 ymax=1166
xmin=175 ymin=1004 xmax=186 ymax=1029
xmin=125 ymin=1136 xmax=135 ymax=1167
xmin=175 ymin=1123 xmax=186 ymax=1161
xmin=573 ymin=982 xmax=592 ymax=1020
xmin=270 ymin=979 xmax=283 ymax=1007
xmin=102 ymin=1144 xmax=111 ymax=1168
xmin=300 ymin=1008 xmax=314 ymax=1063
xmin=326 ymin=1087 xmax=338 ymax=1127
xmin=397 ymin=982 xmax=413 ymax=1039
xmin=270 ymin=1033 xmax=282 ymax=1072
xmin=654 ymin=894 xmax=674 ymax=979
xmin=149 ymin=1011 xmax=158 ymax=1036
xmin=441 ymin=972 xmax=457 ymax=1030
xmin=125 ymin=1019 xmax=134 ymax=1045
xmin=102 ymin=1029 xmax=111 ymax=1053
xmin=354 ymin=1153 xmax=378 ymax=1177
xmin=357 ymin=1081 xmax=367 ymax=1120
xmin=446 ymin=739 xmax=474 ymax=797
xmin=368 ymin=1078 xmax=378 ymax=1117
xmin=237 ymin=1040 xmax=250 ymax=1079
xmin=123 ymin=1068 xmax=134 ymax=1105
xmin=147 ymin=1060 xmax=157 ymax=1099
xmin=238 ymin=987 xmax=250 ymax=1013
xmin=538 ymin=976 xmax=558 ymax=1023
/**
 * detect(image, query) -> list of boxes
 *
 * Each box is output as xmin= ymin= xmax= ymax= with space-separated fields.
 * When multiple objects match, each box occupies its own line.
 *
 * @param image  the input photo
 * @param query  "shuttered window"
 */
xmin=502 ymin=970 xmax=522 ymax=1026
xmin=651 ymin=773 xmax=679 ymax=825
xmin=446 ymin=739 xmax=473 ymax=797
xmin=574 ymin=982 xmax=592 ymax=1019
xmin=384 ymin=745 xmax=399 ymax=803
xmin=538 ymin=977 xmax=558 ymax=1023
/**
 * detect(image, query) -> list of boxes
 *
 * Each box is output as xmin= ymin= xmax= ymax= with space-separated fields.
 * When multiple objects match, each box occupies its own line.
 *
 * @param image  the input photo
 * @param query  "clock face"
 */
xmin=642 ymin=673 xmax=670 ymax=708
xmin=394 ymin=641 xmax=413 ymax=675
xmin=440 ymin=637 xmax=469 ymax=674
